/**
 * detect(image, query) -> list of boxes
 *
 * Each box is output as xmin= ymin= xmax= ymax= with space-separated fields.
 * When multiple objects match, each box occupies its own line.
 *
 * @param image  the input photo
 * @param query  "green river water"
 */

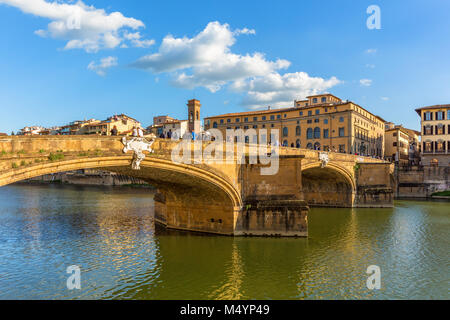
xmin=0 ymin=184 xmax=448 ymax=300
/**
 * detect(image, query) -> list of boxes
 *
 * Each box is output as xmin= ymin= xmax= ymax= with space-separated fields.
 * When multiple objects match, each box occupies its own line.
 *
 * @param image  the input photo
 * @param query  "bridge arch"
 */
xmin=301 ymin=162 xmax=356 ymax=207
xmin=0 ymin=156 xmax=242 ymax=235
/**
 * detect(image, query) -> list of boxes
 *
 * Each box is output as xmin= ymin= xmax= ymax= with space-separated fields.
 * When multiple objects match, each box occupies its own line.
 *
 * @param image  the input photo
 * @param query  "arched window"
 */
xmin=213 ymin=122 xmax=218 ymax=129
xmin=314 ymin=127 xmax=321 ymax=139
xmin=307 ymin=128 xmax=313 ymax=139
xmin=283 ymin=127 xmax=288 ymax=137
xmin=196 ymin=111 xmax=199 ymax=120
xmin=296 ymin=139 xmax=301 ymax=148
xmin=296 ymin=126 xmax=301 ymax=136
xmin=190 ymin=112 xmax=193 ymax=122
xmin=283 ymin=140 xmax=288 ymax=147
xmin=307 ymin=143 xmax=313 ymax=149
xmin=291 ymin=143 xmax=294 ymax=148
xmin=314 ymin=142 xmax=321 ymax=150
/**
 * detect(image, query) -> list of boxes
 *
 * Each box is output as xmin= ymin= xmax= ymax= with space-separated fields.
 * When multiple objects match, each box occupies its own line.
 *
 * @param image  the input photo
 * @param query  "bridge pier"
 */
xmin=237 ymin=155 xmax=309 ymax=237
xmin=354 ymin=163 xmax=394 ymax=207
xmin=153 ymin=189 xmax=241 ymax=236
xmin=234 ymin=199 xmax=308 ymax=237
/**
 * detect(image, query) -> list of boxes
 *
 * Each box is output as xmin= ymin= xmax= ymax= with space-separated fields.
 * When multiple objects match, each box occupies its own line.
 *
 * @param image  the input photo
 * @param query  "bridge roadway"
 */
xmin=0 ymin=136 xmax=394 ymax=237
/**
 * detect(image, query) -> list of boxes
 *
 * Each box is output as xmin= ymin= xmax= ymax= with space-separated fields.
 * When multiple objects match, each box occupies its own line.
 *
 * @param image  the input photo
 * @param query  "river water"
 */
xmin=0 ymin=184 xmax=448 ymax=300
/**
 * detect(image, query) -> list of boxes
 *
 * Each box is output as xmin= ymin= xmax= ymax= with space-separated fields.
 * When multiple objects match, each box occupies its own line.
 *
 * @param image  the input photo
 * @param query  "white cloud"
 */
xmin=365 ymin=48 xmax=377 ymax=54
xmin=360 ymin=79 xmax=372 ymax=87
xmin=88 ymin=56 xmax=118 ymax=76
xmin=133 ymin=21 xmax=340 ymax=108
xmin=233 ymin=72 xmax=341 ymax=108
xmin=123 ymin=31 xmax=155 ymax=48
xmin=365 ymin=64 xmax=375 ymax=69
xmin=233 ymin=27 xmax=256 ymax=35
xmin=0 ymin=0 xmax=153 ymax=52
xmin=381 ymin=96 xmax=389 ymax=101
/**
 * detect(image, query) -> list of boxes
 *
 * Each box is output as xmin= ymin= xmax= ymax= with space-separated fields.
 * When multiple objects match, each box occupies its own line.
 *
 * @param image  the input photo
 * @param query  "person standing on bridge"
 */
xmin=111 ymin=126 xmax=118 ymax=136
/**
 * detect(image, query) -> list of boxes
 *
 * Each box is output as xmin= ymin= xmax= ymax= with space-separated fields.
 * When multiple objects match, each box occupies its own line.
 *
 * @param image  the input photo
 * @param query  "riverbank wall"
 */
xmin=20 ymin=169 xmax=150 ymax=187
xmin=395 ymin=165 xmax=450 ymax=199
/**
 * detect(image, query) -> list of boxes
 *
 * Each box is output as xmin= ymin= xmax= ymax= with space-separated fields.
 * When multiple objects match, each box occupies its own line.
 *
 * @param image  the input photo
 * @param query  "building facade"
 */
xmin=84 ymin=114 xmax=141 ymax=136
xmin=162 ymin=120 xmax=188 ymax=139
xmin=188 ymin=99 xmax=201 ymax=135
xmin=19 ymin=126 xmax=45 ymax=135
xmin=384 ymin=125 xmax=420 ymax=163
xmin=153 ymin=115 xmax=176 ymax=126
xmin=416 ymin=104 xmax=450 ymax=166
xmin=204 ymin=94 xmax=385 ymax=157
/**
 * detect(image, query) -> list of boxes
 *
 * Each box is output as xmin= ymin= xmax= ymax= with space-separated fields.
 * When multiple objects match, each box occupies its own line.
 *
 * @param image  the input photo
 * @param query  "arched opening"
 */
xmin=0 ymin=157 xmax=242 ymax=235
xmin=314 ymin=127 xmax=320 ymax=139
xmin=301 ymin=165 xmax=354 ymax=207
xmin=296 ymin=139 xmax=301 ymax=148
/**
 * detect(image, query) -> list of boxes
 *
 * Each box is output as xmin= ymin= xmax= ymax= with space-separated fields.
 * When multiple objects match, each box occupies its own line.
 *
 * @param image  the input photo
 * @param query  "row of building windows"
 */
xmin=212 ymin=125 xmax=346 ymax=139
xmin=423 ymin=141 xmax=450 ymax=153
xmin=393 ymin=142 xmax=406 ymax=147
xmin=278 ymin=140 xmax=346 ymax=153
xmin=423 ymin=124 xmax=450 ymax=135
xmin=212 ymin=116 xmax=345 ymax=128
xmin=423 ymin=110 xmax=450 ymax=121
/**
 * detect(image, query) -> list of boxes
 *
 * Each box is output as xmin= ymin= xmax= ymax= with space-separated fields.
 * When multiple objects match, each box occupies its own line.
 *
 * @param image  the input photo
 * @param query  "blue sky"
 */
xmin=1 ymin=0 xmax=450 ymax=133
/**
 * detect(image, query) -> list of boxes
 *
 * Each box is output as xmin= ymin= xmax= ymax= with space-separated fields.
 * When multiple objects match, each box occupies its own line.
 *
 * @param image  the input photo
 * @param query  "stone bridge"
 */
xmin=0 ymin=136 xmax=393 ymax=237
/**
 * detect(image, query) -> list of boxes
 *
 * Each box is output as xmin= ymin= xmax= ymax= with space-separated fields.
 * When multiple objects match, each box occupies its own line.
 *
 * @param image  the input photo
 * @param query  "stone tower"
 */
xmin=187 ymin=99 xmax=201 ymax=134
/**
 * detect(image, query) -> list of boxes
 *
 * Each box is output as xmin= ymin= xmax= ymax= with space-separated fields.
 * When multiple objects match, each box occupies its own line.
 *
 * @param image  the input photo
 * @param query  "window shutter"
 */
xmin=430 ymin=112 xmax=433 ymax=120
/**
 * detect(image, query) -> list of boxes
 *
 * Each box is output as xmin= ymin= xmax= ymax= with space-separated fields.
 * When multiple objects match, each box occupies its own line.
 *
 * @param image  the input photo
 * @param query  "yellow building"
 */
xmin=84 ymin=114 xmax=141 ymax=136
xmin=204 ymin=93 xmax=385 ymax=157
xmin=385 ymin=125 xmax=417 ymax=163
xmin=415 ymin=104 xmax=450 ymax=166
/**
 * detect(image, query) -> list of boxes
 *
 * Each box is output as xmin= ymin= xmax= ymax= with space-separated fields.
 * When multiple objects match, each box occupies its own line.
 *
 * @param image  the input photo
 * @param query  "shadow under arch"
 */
xmin=0 ymin=156 xmax=242 ymax=235
xmin=301 ymin=162 xmax=356 ymax=207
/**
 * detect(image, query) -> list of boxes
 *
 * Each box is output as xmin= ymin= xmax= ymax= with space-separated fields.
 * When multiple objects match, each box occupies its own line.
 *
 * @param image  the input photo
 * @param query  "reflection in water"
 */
xmin=0 ymin=184 xmax=448 ymax=300
xmin=210 ymin=242 xmax=244 ymax=300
